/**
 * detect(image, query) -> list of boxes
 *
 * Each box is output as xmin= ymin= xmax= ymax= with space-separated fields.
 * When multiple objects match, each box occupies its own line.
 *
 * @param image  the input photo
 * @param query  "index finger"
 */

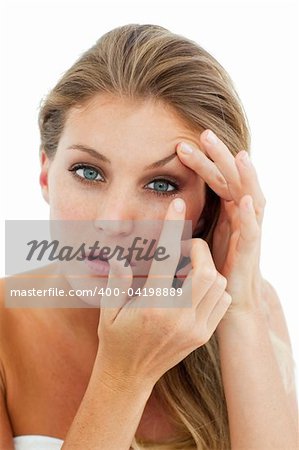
xmin=146 ymin=198 xmax=187 ymax=290
xmin=177 ymin=143 xmax=233 ymax=201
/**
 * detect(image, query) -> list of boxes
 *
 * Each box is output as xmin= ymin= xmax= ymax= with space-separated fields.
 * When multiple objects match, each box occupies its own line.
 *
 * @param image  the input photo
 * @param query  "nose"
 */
xmin=93 ymin=191 xmax=135 ymax=238
xmin=95 ymin=218 xmax=133 ymax=238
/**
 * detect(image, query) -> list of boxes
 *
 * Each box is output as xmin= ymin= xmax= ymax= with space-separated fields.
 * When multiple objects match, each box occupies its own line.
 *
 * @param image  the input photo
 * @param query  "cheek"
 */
xmin=184 ymin=194 xmax=206 ymax=234
xmin=50 ymin=200 xmax=90 ymax=220
xmin=48 ymin=170 xmax=92 ymax=220
xmin=141 ymin=201 xmax=171 ymax=218
xmin=187 ymin=203 xmax=204 ymax=222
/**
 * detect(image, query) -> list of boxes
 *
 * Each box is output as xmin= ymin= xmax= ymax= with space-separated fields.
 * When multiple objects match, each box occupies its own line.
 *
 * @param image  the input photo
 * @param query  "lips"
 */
xmin=86 ymin=253 xmax=109 ymax=262
xmin=85 ymin=252 xmax=137 ymax=267
xmin=84 ymin=257 xmax=110 ymax=275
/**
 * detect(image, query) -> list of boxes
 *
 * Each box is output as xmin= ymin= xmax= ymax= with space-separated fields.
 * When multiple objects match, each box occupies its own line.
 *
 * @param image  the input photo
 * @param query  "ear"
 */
xmin=39 ymin=149 xmax=50 ymax=204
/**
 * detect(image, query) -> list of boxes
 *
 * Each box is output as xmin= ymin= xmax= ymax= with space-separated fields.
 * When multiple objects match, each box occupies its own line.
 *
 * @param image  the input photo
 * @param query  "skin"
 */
xmin=176 ymin=129 xmax=298 ymax=447
xmin=40 ymin=93 xmax=207 ymax=311
xmin=43 ymin=93 xmax=297 ymax=444
xmin=43 ymin=94 xmax=205 ymax=222
xmin=176 ymin=129 xmax=266 ymax=312
xmin=2 ymin=93 xmax=212 ymax=444
xmin=0 ymin=93 xmax=297 ymax=448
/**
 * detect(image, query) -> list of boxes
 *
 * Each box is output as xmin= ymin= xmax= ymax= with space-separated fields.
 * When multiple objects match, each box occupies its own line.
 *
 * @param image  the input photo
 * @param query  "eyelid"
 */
xmin=146 ymin=174 xmax=179 ymax=184
xmin=69 ymin=162 xmax=104 ymax=176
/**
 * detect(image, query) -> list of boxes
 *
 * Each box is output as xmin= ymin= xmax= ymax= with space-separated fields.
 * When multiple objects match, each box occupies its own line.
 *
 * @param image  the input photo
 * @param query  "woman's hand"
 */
xmin=97 ymin=197 xmax=231 ymax=389
xmin=176 ymin=129 xmax=266 ymax=316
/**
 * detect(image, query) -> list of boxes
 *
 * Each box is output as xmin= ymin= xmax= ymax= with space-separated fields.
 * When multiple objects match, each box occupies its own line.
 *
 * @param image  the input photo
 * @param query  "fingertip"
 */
xmin=235 ymin=150 xmax=254 ymax=172
xmin=201 ymin=129 xmax=219 ymax=146
xmin=177 ymin=142 xmax=194 ymax=155
xmin=225 ymin=292 xmax=232 ymax=306
xmin=173 ymin=197 xmax=185 ymax=214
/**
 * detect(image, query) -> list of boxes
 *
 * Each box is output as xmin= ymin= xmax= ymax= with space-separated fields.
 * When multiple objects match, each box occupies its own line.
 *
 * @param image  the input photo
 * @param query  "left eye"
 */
xmin=146 ymin=179 xmax=177 ymax=194
xmin=75 ymin=167 xmax=102 ymax=181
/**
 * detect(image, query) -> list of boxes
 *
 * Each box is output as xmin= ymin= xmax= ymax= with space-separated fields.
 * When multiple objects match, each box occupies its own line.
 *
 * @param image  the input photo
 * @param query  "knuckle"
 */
xmin=193 ymin=238 xmax=209 ymax=251
xmin=215 ymin=273 xmax=227 ymax=290
xmin=254 ymin=194 xmax=266 ymax=215
xmin=194 ymin=326 xmax=211 ymax=346
xmin=206 ymin=165 xmax=227 ymax=188
xmin=221 ymin=292 xmax=232 ymax=307
xmin=213 ymin=171 xmax=227 ymax=188
xmin=200 ymin=267 xmax=217 ymax=284
xmin=256 ymin=208 xmax=264 ymax=221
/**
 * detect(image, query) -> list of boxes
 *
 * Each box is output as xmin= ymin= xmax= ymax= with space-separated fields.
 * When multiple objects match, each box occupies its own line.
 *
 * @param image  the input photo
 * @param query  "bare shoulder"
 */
xmin=0 ymin=276 xmax=18 ymax=385
xmin=0 ymin=277 xmax=8 ymax=344
xmin=0 ymin=277 xmax=10 ymax=381
xmin=0 ymin=278 xmax=14 ymax=449
xmin=0 ymin=276 xmax=14 ymax=334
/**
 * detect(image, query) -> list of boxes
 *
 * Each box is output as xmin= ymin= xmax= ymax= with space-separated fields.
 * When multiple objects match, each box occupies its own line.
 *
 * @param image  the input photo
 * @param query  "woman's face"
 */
xmin=40 ymin=94 xmax=206 ymax=304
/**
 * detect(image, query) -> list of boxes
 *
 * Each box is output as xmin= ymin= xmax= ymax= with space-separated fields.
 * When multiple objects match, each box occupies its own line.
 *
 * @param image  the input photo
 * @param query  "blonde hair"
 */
xmin=38 ymin=24 xmax=281 ymax=449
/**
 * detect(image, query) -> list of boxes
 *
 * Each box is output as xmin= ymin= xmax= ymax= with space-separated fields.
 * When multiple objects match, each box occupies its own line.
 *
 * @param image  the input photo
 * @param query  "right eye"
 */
xmin=68 ymin=164 xmax=103 ymax=184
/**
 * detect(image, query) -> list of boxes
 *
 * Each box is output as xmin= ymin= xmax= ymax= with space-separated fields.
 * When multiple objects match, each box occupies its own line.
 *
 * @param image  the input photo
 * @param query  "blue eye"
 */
xmin=146 ymin=179 xmax=179 ymax=197
xmin=81 ymin=167 xmax=100 ymax=180
xmin=69 ymin=164 xmax=103 ymax=183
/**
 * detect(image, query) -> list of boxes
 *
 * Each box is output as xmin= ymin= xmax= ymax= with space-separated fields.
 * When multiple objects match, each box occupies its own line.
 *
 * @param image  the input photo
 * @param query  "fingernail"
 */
xmin=205 ymin=130 xmax=218 ymax=145
xmin=179 ymin=142 xmax=193 ymax=154
xmin=240 ymin=151 xmax=251 ymax=166
xmin=173 ymin=198 xmax=185 ymax=213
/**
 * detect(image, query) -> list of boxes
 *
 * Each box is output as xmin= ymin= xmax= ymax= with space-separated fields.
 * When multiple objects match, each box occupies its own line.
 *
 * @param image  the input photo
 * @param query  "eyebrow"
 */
xmin=67 ymin=144 xmax=178 ymax=170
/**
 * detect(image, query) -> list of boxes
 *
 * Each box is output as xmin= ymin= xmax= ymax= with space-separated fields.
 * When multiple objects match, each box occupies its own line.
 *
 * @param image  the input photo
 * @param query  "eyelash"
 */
xmin=68 ymin=163 xmax=182 ymax=198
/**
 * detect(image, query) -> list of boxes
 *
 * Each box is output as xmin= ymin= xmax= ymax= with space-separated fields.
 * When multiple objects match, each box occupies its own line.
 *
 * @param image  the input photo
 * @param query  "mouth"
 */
xmin=84 ymin=255 xmax=110 ymax=276
xmin=85 ymin=253 xmax=137 ymax=267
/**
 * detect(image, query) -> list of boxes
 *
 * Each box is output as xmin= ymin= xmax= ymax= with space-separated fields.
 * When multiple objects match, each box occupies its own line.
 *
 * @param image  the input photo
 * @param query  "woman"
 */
xmin=0 ymin=24 xmax=297 ymax=450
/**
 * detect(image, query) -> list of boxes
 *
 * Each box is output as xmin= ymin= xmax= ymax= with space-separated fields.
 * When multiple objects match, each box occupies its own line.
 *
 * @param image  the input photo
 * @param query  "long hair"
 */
xmin=38 ymin=23 xmax=252 ymax=449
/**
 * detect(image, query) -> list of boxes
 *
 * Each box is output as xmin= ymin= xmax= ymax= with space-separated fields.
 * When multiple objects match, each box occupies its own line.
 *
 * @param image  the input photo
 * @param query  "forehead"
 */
xmin=60 ymin=93 xmax=202 ymax=151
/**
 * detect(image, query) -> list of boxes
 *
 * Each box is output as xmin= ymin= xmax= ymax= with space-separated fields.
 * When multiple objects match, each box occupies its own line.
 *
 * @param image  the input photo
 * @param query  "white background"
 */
xmin=0 ymin=0 xmax=298 ymax=388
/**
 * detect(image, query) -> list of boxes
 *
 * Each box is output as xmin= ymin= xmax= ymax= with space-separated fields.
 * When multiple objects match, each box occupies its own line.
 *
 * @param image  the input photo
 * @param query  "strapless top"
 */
xmin=13 ymin=435 xmax=63 ymax=449
xmin=13 ymin=435 xmax=136 ymax=449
